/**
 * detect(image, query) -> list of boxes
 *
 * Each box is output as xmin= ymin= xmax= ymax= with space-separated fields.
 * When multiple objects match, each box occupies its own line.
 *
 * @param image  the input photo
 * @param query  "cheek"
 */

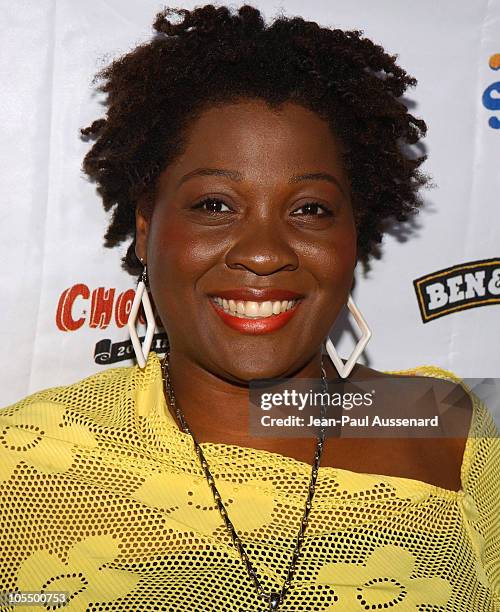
xmin=305 ymin=220 xmax=357 ymax=290
xmin=147 ymin=213 xmax=224 ymax=297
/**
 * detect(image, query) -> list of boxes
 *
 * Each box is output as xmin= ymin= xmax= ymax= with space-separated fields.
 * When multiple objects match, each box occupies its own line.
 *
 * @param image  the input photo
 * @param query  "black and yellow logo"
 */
xmin=413 ymin=258 xmax=500 ymax=323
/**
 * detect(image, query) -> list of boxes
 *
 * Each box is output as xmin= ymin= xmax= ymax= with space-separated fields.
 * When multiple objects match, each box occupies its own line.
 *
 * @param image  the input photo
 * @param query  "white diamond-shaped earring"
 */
xmin=127 ymin=263 xmax=156 ymax=369
xmin=325 ymin=295 xmax=372 ymax=379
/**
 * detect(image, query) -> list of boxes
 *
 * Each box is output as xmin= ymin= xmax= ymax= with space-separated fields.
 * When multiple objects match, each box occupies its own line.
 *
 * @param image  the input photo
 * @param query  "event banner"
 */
xmin=0 ymin=0 xmax=499 ymax=407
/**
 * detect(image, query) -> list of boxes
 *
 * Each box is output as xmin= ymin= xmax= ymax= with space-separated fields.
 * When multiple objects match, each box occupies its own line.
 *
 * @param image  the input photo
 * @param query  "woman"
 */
xmin=1 ymin=5 xmax=498 ymax=611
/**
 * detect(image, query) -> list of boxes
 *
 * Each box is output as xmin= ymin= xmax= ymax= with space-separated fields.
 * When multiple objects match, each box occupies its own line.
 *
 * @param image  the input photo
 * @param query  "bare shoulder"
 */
xmin=352 ymin=361 xmax=474 ymax=438
xmin=327 ymin=356 xmax=473 ymax=428
xmin=320 ymin=360 xmax=474 ymax=489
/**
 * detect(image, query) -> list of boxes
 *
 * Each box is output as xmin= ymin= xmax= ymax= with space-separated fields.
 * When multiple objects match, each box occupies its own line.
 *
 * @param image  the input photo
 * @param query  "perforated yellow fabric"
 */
xmin=0 ymin=353 xmax=499 ymax=611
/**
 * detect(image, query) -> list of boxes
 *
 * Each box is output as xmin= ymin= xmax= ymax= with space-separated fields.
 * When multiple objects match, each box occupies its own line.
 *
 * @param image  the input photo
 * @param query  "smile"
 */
xmin=210 ymin=297 xmax=300 ymax=318
xmin=208 ymin=296 xmax=303 ymax=334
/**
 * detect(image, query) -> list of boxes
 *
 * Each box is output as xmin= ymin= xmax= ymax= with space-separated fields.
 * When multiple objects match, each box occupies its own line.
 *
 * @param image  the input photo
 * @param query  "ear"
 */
xmin=135 ymin=204 xmax=150 ymax=263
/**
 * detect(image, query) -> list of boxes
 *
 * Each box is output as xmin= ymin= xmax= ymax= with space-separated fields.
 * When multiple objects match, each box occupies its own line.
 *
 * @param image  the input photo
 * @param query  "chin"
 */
xmin=210 ymin=356 xmax=294 ymax=384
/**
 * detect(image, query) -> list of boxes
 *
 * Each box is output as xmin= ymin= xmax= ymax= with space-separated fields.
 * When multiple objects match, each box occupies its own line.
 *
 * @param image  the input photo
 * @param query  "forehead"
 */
xmin=172 ymin=98 xmax=344 ymax=174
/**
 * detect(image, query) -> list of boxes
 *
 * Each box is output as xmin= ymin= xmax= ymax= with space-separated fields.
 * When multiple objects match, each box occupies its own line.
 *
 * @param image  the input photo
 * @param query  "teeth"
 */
xmin=245 ymin=301 xmax=260 ymax=317
xmin=259 ymin=301 xmax=273 ymax=316
xmin=212 ymin=297 xmax=299 ymax=318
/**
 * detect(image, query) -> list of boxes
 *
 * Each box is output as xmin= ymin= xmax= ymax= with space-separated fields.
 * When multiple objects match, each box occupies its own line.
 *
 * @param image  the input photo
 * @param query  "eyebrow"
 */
xmin=289 ymin=172 xmax=346 ymax=196
xmin=177 ymin=167 xmax=346 ymax=196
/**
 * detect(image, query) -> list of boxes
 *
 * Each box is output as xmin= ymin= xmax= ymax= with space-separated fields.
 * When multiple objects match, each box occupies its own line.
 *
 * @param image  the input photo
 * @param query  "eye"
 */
xmin=192 ymin=197 xmax=232 ymax=214
xmin=291 ymin=202 xmax=333 ymax=217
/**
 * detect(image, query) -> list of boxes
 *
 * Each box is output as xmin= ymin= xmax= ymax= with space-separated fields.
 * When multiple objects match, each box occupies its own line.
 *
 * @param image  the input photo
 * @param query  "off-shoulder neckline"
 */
xmin=144 ymin=353 xmax=479 ymax=501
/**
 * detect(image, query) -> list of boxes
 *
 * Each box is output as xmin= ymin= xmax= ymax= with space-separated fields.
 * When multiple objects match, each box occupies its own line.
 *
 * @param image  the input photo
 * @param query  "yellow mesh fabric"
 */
xmin=0 ymin=353 xmax=499 ymax=611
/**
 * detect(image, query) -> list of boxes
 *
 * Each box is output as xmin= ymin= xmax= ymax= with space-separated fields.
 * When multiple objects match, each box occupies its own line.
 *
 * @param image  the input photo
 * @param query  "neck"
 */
xmin=162 ymin=347 xmax=338 ymax=448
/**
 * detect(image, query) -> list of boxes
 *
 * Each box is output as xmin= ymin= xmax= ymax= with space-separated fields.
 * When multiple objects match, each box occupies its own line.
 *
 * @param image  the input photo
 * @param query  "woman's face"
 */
xmin=136 ymin=98 xmax=357 ymax=382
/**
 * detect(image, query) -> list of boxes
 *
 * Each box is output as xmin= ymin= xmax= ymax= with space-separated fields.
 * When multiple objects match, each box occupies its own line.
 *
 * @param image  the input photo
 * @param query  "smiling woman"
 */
xmin=0 ymin=4 xmax=499 ymax=612
xmin=135 ymin=100 xmax=357 ymax=384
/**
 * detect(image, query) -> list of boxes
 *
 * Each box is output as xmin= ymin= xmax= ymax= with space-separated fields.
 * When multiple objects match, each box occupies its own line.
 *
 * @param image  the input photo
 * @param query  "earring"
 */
xmin=324 ymin=295 xmax=372 ymax=379
xmin=128 ymin=263 xmax=156 ymax=368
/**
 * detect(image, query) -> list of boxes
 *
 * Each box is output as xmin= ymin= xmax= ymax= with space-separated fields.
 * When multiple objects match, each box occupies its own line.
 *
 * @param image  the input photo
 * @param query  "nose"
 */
xmin=225 ymin=220 xmax=299 ymax=276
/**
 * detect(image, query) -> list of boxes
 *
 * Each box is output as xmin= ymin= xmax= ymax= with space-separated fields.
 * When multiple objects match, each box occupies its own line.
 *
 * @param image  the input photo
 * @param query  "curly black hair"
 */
xmin=80 ymin=3 xmax=429 ymax=276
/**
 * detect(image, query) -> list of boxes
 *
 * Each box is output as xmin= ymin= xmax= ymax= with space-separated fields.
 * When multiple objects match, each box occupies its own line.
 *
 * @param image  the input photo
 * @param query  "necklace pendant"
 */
xmin=268 ymin=592 xmax=281 ymax=610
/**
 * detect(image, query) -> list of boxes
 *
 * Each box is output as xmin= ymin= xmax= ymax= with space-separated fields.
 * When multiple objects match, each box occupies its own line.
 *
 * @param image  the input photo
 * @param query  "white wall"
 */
xmin=1 ymin=0 xmax=499 ymax=407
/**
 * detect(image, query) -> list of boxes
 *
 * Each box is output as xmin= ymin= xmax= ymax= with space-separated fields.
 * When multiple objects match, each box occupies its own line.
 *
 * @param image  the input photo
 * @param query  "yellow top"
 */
xmin=0 ymin=353 xmax=499 ymax=612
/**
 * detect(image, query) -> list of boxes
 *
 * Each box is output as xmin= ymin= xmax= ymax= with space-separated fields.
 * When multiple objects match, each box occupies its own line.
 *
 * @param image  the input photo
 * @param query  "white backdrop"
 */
xmin=1 ymin=0 xmax=499 ymax=407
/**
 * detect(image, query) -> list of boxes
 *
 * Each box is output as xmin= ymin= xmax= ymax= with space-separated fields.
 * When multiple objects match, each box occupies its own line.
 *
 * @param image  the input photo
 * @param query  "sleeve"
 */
xmin=461 ymin=393 xmax=500 ymax=602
